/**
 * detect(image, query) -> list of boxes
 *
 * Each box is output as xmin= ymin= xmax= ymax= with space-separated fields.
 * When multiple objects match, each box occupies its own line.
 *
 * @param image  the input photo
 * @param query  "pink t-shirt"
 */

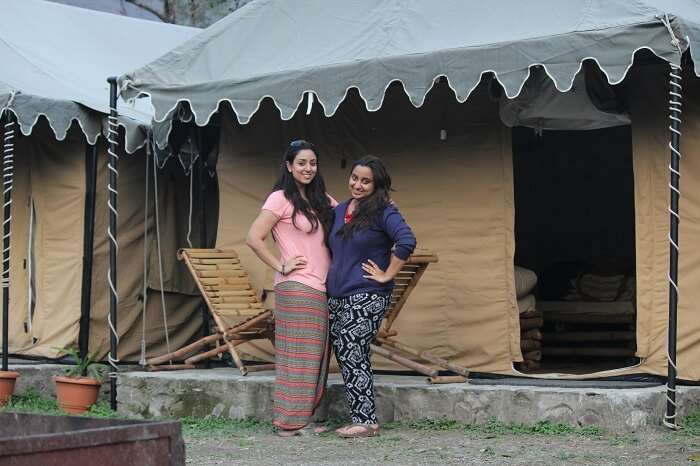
xmin=262 ymin=190 xmax=337 ymax=292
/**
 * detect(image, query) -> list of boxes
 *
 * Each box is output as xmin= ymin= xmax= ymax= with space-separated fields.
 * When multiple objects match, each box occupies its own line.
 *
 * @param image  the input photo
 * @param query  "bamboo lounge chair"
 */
xmin=147 ymin=248 xmax=274 ymax=375
xmin=370 ymin=249 xmax=470 ymax=383
xmin=149 ymin=248 xmax=468 ymax=382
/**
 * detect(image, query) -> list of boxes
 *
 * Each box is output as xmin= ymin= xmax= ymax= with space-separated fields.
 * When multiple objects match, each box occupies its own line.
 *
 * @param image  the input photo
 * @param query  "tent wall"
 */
xmin=625 ymin=63 xmax=700 ymax=381
xmin=89 ymin=145 xmax=205 ymax=361
xmin=216 ymin=82 xmax=519 ymax=374
xmin=676 ymin=70 xmax=700 ymax=381
xmin=6 ymin=122 xmax=84 ymax=357
xmin=1 ymin=119 xmax=205 ymax=361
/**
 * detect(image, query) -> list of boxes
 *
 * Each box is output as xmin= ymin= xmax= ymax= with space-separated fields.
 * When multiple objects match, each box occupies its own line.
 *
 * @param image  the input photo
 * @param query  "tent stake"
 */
xmin=79 ymin=142 xmax=98 ymax=362
xmin=664 ymin=60 xmax=683 ymax=430
xmin=106 ymin=77 xmax=119 ymax=410
xmin=1 ymin=112 xmax=14 ymax=372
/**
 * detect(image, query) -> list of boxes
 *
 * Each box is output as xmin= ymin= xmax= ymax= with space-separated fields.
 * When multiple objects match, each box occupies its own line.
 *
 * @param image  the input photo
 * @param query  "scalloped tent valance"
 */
xmin=118 ymin=0 xmax=700 ymax=150
xmin=1 ymin=0 xmax=198 ymax=153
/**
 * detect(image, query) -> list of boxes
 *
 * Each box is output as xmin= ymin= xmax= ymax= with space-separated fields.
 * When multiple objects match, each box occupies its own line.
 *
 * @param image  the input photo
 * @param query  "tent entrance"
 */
xmin=512 ymin=126 xmax=639 ymax=375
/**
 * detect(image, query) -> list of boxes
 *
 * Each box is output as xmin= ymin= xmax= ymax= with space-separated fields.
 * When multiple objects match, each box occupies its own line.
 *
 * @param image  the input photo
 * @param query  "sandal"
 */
xmin=336 ymin=423 xmax=380 ymax=438
xmin=276 ymin=423 xmax=329 ymax=437
xmin=300 ymin=423 xmax=330 ymax=435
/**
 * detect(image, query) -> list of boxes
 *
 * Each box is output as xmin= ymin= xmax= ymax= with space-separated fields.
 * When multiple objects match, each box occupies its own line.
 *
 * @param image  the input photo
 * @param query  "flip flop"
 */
xmin=336 ymin=423 xmax=380 ymax=438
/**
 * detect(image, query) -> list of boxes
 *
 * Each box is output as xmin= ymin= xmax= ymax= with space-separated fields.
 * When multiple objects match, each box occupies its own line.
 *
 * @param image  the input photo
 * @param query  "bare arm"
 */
xmin=246 ymin=210 xmax=307 ymax=274
xmin=362 ymin=255 xmax=405 ymax=284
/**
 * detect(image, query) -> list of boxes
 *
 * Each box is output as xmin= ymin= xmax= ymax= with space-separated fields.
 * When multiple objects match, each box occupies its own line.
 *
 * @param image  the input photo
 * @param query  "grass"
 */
xmin=383 ymin=416 xmax=603 ymax=438
xmin=0 ymin=388 xmax=124 ymax=419
xmin=1 ymin=387 xmax=61 ymax=415
xmin=180 ymin=416 xmax=273 ymax=437
xmin=679 ymin=409 xmax=700 ymax=435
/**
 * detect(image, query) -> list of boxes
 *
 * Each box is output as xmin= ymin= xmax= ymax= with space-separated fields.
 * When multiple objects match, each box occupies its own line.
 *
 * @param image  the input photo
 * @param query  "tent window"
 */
xmin=26 ymin=197 xmax=36 ymax=332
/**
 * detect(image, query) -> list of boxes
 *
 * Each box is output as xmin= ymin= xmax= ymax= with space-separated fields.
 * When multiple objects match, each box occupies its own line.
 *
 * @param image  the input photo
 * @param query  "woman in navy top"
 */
xmin=327 ymin=155 xmax=416 ymax=438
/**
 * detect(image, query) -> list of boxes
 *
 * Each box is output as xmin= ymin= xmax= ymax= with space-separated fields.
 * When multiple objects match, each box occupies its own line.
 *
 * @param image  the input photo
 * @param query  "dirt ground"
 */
xmin=184 ymin=426 xmax=700 ymax=465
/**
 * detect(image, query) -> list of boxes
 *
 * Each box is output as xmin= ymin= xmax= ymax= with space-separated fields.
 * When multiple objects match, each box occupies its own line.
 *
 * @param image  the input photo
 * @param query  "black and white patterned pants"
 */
xmin=328 ymin=292 xmax=390 ymax=425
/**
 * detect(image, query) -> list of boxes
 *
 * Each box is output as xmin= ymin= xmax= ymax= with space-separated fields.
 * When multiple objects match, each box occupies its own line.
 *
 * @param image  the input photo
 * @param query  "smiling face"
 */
xmin=349 ymin=164 xmax=375 ymax=200
xmin=286 ymin=149 xmax=318 ymax=186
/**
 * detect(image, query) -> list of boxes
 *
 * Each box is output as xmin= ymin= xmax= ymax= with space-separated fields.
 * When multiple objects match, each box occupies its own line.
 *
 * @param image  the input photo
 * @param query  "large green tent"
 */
xmin=0 ymin=0 xmax=207 ymax=361
xmin=118 ymin=0 xmax=700 ymax=385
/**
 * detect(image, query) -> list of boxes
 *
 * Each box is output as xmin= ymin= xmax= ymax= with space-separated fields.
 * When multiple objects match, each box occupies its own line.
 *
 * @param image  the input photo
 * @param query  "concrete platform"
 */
xmin=116 ymin=368 xmax=700 ymax=433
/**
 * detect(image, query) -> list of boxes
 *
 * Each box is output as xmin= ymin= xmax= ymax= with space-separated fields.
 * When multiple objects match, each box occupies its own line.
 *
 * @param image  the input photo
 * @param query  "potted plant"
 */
xmin=0 ymin=370 xmax=19 ymax=407
xmin=54 ymin=347 xmax=108 ymax=414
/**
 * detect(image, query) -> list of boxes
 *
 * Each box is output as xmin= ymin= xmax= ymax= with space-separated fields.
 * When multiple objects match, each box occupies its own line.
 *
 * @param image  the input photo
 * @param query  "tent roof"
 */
xmin=119 ymin=0 xmax=700 ymax=149
xmin=1 ymin=0 xmax=198 ymax=152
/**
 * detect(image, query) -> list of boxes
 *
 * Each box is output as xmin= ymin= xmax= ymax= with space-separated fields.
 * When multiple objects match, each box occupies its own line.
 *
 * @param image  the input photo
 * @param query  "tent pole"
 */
xmin=1 ymin=111 xmax=15 ymax=372
xmin=106 ymin=77 xmax=119 ymax=410
xmin=79 ymin=142 xmax=98 ymax=361
xmin=664 ymin=61 xmax=683 ymax=430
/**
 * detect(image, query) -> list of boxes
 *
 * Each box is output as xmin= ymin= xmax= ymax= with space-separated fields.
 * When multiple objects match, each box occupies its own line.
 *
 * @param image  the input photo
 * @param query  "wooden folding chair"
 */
xmin=147 ymin=248 xmax=274 ymax=375
xmin=370 ymin=249 xmax=470 ymax=383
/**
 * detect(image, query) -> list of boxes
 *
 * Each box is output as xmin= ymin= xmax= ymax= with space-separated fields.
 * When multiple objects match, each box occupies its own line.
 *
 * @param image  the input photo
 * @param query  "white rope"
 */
xmin=106 ymin=111 xmax=120 ymax=380
xmin=151 ymin=140 xmax=172 ymax=363
xmin=139 ymin=142 xmax=151 ymax=366
xmin=186 ymin=166 xmax=194 ymax=248
xmin=660 ymin=12 xmax=683 ymax=431
xmin=2 ymin=117 xmax=14 ymax=291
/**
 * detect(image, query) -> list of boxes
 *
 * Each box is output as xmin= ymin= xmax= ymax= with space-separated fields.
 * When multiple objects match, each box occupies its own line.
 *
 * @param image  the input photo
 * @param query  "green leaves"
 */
xmin=54 ymin=346 xmax=109 ymax=381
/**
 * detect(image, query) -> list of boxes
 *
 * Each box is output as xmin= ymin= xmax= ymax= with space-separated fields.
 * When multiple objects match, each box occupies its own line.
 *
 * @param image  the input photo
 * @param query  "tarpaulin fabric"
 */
xmin=1 ymin=0 xmax=198 ymax=153
xmin=215 ymin=83 xmax=521 ymax=373
xmin=119 ymin=0 xmax=700 ymax=149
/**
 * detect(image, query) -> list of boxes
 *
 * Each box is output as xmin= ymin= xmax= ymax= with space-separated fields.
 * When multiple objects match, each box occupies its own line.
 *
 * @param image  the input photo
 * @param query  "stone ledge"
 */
xmin=117 ymin=368 xmax=700 ymax=432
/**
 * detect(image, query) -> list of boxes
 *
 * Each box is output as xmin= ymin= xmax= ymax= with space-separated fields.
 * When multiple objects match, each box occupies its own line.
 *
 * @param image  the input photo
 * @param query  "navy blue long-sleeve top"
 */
xmin=326 ymin=200 xmax=417 ymax=298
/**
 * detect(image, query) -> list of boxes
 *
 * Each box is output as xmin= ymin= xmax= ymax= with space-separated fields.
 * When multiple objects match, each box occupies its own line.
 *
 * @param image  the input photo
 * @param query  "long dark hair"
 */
xmin=337 ymin=155 xmax=392 ymax=239
xmin=272 ymin=139 xmax=333 ymax=235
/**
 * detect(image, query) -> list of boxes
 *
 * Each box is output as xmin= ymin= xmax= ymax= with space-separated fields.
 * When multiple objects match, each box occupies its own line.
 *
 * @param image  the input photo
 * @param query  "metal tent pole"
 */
xmin=106 ymin=77 xmax=119 ymax=410
xmin=664 ymin=60 xmax=683 ymax=430
xmin=1 ymin=112 xmax=15 ymax=372
xmin=79 ymin=142 xmax=98 ymax=361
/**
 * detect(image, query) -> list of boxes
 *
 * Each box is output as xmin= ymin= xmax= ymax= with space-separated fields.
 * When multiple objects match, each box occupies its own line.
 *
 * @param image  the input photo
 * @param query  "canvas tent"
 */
xmin=119 ymin=0 xmax=700 ymax=382
xmin=0 ymin=0 xmax=210 ymax=361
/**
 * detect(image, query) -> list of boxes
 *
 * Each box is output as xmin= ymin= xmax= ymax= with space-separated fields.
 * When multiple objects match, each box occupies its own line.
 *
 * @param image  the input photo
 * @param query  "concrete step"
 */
xmin=116 ymin=368 xmax=700 ymax=432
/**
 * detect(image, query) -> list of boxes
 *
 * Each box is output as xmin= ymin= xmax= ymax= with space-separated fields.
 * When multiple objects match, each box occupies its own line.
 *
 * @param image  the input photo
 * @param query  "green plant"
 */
xmin=55 ymin=347 xmax=108 ymax=381
xmin=85 ymin=401 xmax=123 ymax=419
xmin=0 ymin=387 xmax=60 ymax=414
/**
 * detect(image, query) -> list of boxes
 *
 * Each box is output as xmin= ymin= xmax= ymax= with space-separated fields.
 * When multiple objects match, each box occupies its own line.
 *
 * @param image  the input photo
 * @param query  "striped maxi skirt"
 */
xmin=273 ymin=281 xmax=330 ymax=430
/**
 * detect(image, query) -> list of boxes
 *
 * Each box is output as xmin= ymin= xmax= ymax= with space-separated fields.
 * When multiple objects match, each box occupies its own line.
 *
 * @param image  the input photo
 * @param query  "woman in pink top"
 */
xmin=246 ymin=140 xmax=336 ymax=436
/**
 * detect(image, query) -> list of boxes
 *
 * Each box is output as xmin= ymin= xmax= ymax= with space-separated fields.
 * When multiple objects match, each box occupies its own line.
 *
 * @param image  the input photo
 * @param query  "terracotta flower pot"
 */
xmin=0 ymin=371 xmax=19 ymax=407
xmin=54 ymin=375 xmax=101 ymax=414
